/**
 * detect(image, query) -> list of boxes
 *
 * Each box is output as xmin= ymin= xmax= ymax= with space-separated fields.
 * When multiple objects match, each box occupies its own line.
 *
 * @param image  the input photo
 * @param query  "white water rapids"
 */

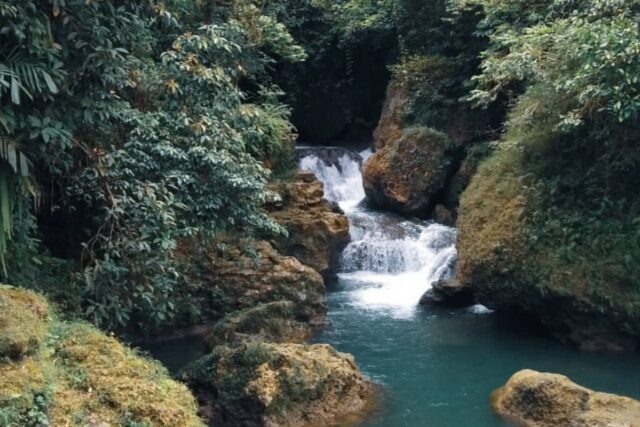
xmin=299 ymin=147 xmax=464 ymax=318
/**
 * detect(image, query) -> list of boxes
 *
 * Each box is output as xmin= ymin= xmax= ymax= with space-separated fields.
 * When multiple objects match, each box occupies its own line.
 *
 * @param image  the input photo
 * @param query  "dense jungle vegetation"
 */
xmin=1 ymin=0 xmax=639 ymax=335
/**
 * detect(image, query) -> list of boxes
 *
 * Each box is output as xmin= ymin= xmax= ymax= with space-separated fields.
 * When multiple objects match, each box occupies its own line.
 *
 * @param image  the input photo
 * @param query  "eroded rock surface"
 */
xmin=268 ymin=171 xmax=350 ymax=281
xmin=181 ymin=342 xmax=374 ymax=427
xmin=420 ymin=278 xmax=474 ymax=308
xmin=492 ymin=369 xmax=640 ymax=427
xmin=204 ymin=301 xmax=311 ymax=349
xmin=363 ymin=126 xmax=458 ymax=217
xmin=199 ymin=240 xmax=327 ymax=326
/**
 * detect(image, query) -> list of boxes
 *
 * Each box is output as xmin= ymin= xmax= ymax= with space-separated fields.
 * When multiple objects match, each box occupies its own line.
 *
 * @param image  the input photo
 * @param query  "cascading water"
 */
xmin=299 ymin=148 xmax=459 ymax=318
xmin=298 ymin=147 xmax=640 ymax=427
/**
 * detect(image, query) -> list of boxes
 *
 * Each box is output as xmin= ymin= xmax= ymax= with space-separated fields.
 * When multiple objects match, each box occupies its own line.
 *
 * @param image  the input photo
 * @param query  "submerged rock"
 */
xmin=0 ymin=285 xmax=203 ymax=426
xmin=181 ymin=342 xmax=374 ymax=427
xmin=363 ymin=126 xmax=458 ymax=218
xmin=492 ymin=369 xmax=640 ymax=427
xmin=268 ymin=171 xmax=350 ymax=281
xmin=420 ymin=279 xmax=474 ymax=308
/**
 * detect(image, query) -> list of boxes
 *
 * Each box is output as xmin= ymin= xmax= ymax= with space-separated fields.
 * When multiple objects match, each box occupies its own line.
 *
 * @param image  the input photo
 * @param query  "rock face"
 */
xmin=181 ymin=342 xmax=374 ymax=427
xmin=268 ymin=171 xmax=350 ymax=281
xmin=457 ymin=142 xmax=640 ymax=351
xmin=363 ymin=126 xmax=458 ymax=217
xmin=199 ymin=239 xmax=327 ymax=326
xmin=419 ymin=279 xmax=474 ymax=308
xmin=373 ymin=83 xmax=408 ymax=150
xmin=0 ymin=285 xmax=203 ymax=426
xmin=492 ymin=370 xmax=640 ymax=427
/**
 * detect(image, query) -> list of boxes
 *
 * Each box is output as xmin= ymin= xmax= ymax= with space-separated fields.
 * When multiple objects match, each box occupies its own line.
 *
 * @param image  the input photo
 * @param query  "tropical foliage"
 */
xmin=0 ymin=0 xmax=303 ymax=329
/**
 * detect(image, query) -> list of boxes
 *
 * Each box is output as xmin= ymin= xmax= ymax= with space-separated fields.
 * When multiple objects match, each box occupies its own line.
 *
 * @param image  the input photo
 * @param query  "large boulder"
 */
xmin=456 ymin=139 xmax=640 ymax=351
xmin=419 ymin=278 xmax=475 ymax=308
xmin=492 ymin=369 xmax=640 ymax=427
xmin=181 ymin=342 xmax=374 ymax=427
xmin=0 ymin=285 xmax=202 ymax=427
xmin=268 ymin=171 xmax=350 ymax=281
xmin=363 ymin=126 xmax=458 ymax=218
xmin=197 ymin=240 xmax=327 ymax=326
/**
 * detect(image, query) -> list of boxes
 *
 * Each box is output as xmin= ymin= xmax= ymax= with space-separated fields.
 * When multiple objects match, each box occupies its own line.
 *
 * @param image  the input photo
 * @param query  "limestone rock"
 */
xmin=201 ymin=240 xmax=327 ymax=326
xmin=181 ymin=342 xmax=374 ymax=427
xmin=268 ymin=171 xmax=350 ymax=281
xmin=363 ymin=126 xmax=458 ymax=217
xmin=492 ymin=369 xmax=640 ymax=427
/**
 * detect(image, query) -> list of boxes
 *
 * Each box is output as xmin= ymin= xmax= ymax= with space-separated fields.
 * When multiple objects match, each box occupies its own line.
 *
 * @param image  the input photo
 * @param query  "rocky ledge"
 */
xmin=196 ymin=239 xmax=327 ymax=326
xmin=492 ymin=369 xmax=640 ymax=427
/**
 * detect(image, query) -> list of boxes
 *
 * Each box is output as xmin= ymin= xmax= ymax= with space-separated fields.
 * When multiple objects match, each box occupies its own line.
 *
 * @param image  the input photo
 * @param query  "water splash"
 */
xmin=299 ymin=146 xmax=463 ymax=318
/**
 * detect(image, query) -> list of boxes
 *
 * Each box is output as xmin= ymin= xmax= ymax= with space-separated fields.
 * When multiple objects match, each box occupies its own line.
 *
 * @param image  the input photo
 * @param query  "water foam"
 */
xmin=299 ymin=147 xmax=467 ymax=318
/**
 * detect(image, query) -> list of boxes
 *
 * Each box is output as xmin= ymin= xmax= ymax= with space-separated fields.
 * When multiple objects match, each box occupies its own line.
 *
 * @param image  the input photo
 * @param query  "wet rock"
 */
xmin=204 ymin=301 xmax=311 ymax=349
xmin=181 ymin=342 xmax=374 ymax=427
xmin=420 ymin=279 xmax=474 ymax=308
xmin=492 ymin=369 xmax=640 ymax=427
xmin=433 ymin=204 xmax=455 ymax=226
xmin=363 ymin=126 xmax=458 ymax=218
xmin=200 ymin=240 xmax=327 ymax=326
xmin=268 ymin=171 xmax=350 ymax=281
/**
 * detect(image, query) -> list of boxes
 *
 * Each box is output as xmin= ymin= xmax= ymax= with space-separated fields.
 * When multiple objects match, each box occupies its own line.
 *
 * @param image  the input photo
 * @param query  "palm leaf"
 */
xmin=0 ymin=46 xmax=59 ymax=105
xmin=0 ymin=136 xmax=39 ymax=276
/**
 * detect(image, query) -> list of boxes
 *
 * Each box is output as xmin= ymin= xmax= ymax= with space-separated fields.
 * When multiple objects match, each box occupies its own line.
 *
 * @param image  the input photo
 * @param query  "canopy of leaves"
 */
xmin=0 ymin=0 xmax=304 ymax=329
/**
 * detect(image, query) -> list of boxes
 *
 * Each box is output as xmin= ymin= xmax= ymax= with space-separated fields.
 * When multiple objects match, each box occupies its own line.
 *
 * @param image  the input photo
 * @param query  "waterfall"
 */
xmin=298 ymin=146 xmax=461 ymax=318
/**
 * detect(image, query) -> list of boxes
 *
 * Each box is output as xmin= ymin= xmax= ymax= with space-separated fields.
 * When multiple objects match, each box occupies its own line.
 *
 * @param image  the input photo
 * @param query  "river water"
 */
xmin=299 ymin=147 xmax=640 ymax=427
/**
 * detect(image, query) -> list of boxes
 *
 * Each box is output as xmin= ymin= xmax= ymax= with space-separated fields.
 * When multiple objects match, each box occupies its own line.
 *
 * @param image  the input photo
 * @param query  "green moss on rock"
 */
xmin=0 ymin=285 xmax=203 ymax=427
xmin=363 ymin=126 xmax=458 ymax=217
xmin=457 ymin=129 xmax=640 ymax=350
xmin=0 ymin=285 xmax=51 ymax=359
xmin=181 ymin=342 xmax=374 ymax=427
xmin=205 ymin=301 xmax=311 ymax=349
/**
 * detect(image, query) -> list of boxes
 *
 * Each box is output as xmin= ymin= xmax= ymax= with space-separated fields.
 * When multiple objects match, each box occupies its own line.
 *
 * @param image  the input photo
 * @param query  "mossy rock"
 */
xmin=0 ymin=286 xmax=203 ymax=426
xmin=181 ymin=342 xmax=374 ymax=427
xmin=492 ymin=370 xmax=640 ymax=426
xmin=457 ymin=133 xmax=640 ymax=350
xmin=363 ymin=126 xmax=458 ymax=217
xmin=0 ymin=285 xmax=51 ymax=359
xmin=205 ymin=301 xmax=311 ymax=349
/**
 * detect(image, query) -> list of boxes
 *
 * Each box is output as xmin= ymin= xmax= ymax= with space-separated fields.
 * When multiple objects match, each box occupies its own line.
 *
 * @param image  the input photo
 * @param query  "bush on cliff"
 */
xmin=456 ymin=0 xmax=640 ymax=349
